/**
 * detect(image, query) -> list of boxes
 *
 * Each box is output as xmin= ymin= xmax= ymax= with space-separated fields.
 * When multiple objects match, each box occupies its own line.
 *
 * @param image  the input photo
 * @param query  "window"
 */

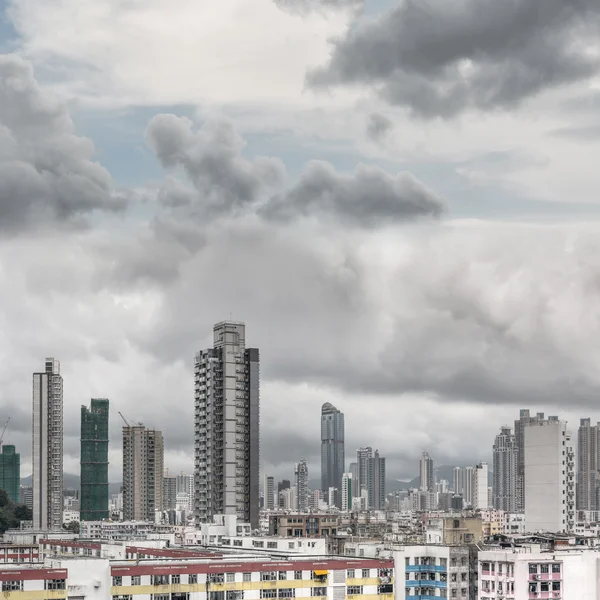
xmin=227 ymin=573 xmax=236 ymax=583
xmin=210 ymin=593 xmax=225 ymax=600
xmin=172 ymin=575 xmax=181 ymax=584
xmin=347 ymin=586 xmax=362 ymax=595
xmin=552 ymin=582 xmax=561 ymax=591
xmin=461 ymin=573 xmax=467 ymax=582
xmin=261 ymin=572 xmax=277 ymax=582
xmin=113 ymin=596 xmax=132 ymax=600
xmin=347 ymin=569 xmax=355 ymax=578
xmin=312 ymin=588 xmax=327 ymax=597
xmin=278 ymin=572 xmax=287 ymax=581
xmin=540 ymin=582 xmax=549 ymax=592
xmin=243 ymin=573 xmax=252 ymax=582
xmin=46 ymin=580 xmax=66 ymax=590
xmin=529 ymin=564 xmax=538 ymax=574
xmin=294 ymin=571 xmax=302 ymax=580
xmin=234 ymin=540 xmax=243 ymax=547
xmin=152 ymin=596 xmax=170 ymax=600
xmin=540 ymin=564 xmax=549 ymax=574
xmin=461 ymin=589 xmax=467 ymax=597
xmin=113 ymin=576 xmax=123 ymax=586
xmin=2 ymin=581 xmax=22 ymax=591
xmin=152 ymin=575 xmax=169 ymax=585
xmin=552 ymin=564 xmax=561 ymax=574
xmin=227 ymin=592 xmax=244 ymax=600
xmin=440 ymin=558 xmax=447 ymax=568
xmin=132 ymin=576 xmax=141 ymax=586
xmin=278 ymin=589 xmax=295 ymax=598
xmin=361 ymin=569 xmax=369 ymax=578
xmin=260 ymin=591 xmax=277 ymax=599
xmin=189 ymin=575 xmax=198 ymax=584
xmin=210 ymin=574 xmax=225 ymax=584
xmin=268 ymin=542 xmax=278 ymax=549
xmin=461 ymin=557 xmax=467 ymax=566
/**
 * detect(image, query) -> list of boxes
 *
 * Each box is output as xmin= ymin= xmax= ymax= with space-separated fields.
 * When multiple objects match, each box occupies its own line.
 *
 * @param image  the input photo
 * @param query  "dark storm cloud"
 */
xmin=308 ymin=0 xmax=600 ymax=118
xmin=261 ymin=161 xmax=445 ymax=225
xmin=366 ymin=112 xmax=393 ymax=141
xmin=0 ymin=54 xmax=128 ymax=233
xmin=146 ymin=114 xmax=445 ymax=232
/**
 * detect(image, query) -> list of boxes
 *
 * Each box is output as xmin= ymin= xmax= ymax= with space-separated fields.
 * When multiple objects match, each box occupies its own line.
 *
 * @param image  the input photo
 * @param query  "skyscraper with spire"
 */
xmin=321 ymin=403 xmax=344 ymax=507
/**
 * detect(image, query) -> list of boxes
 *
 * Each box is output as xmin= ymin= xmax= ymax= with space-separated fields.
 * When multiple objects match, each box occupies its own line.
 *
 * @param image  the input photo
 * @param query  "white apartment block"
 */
xmin=473 ymin=463 xmax=489 ymax=510
xmin=393 ymin=545 xmax=471 ymax=600
xmin=478 ymin=549 xmax=600 ymax=600
xmin=524 ymin=420 xmax=575 ymax=533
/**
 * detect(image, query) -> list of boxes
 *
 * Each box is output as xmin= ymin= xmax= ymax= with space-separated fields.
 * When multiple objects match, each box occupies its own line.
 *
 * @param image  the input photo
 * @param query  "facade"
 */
xmin=295 ymin=460 xmax=308 ymax=512
xmin=493 ymin=426 xmax=517 ymax=512
xmin=394 ymin=545 xmax=472 ymax=600
xmin=80 ymin=398 xmax=109 ymax=521
xmin=0 ymin=445 xmax=20 ymax=504
xmin=367 ymin=450 xmax=386 ymax=510
xmin=268 ymin=514 xmax=340 ymax=537
xmin=122 ymin=425 xmax=164 ymax=521
xmin=321 ymin=403 xmax=344 ymax=507
xmin=514 ymin=409 xmax=552 ymax=512
xmin=32 ymin=357 xmax=63 ymax=530
xmin=356 ymin=448 xmax=372 ymax=497
xmin=163 ymin=473 xmax=177 ymax=511
xmin=20 ymin=486 xmax=33 ymax=510
xmin=194 ymin=321 xmax=260 ymax=528
xmin=577 ymin=417 xmax=600 ymax=511
xmin=176 ymin=473 xmax=194 ymax=513
xmin=341 ymin=473 xmax=353 ymax=512
xmin=264 ymin=475 xmax=275 ymax=510
xmin=425 ymin=516 xmax=484 ymax=545
xmin=524 ymin=419 xmax=575 ymax=533
xmin=473 ymin=462 xmax=489 ymax=510
xmin=420 ymin=452 xmax=434 ymax=492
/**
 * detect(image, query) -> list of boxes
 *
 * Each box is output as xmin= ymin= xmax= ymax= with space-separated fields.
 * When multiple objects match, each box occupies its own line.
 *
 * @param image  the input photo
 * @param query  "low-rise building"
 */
xmin=425 ymin=516 xmax=483 ymax=545
xmin=269 ymin=515 xmax=340 ymax=538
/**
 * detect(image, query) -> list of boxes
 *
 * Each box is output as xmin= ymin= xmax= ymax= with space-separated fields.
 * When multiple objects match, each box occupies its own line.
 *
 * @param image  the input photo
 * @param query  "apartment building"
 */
xmin=268 ymin=515 xmax=340 ymax=538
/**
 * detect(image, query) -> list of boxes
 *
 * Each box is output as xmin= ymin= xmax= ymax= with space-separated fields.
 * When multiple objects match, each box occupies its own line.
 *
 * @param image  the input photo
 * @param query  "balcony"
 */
xmin=405 ymin=566 xmax=447 ymax=573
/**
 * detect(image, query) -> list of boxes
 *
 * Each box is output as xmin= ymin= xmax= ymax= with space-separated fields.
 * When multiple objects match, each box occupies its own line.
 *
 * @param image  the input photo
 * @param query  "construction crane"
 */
xmin=118 ymin=412 xmax=143 ymax=428
xmin=0 ymin=417 xmax=9 ymax=448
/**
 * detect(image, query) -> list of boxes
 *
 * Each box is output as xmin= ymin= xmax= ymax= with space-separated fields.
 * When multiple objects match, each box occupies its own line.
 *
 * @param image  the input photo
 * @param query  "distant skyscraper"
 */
xmin=122 ymin=425 xmax=164 ymax=521
xmin=452 ymin=467 xmax=463 ymax=496
xmin=419 ymin=452 xmax=434 ymax=492
xmin=20 ymin=486 xmax=33 ymax=510
xmin=367 ymin=450 xmax=386 ymax=510
xmin=0 ymin=445 xmax=20 ymax=504
xmin=163 ymin=471 xmax=177 ymax=511
xmin=321 ymin=403 xmax=344 ymax=507
xmin=515 ymin=409 xmax=552 ymax=512
xmin=577 ymin=418 xmax=600 ymax=511
xmin=264 ymin=475 xmax=275 ymax=510
xmin=493 ymin=426 xmax=517 ymax=512
xmin=341 ymin=473 xmax=353 ymax=511
xmin=295 ymin=459 xmax=308 ymax=512
xmin=463 ymin=467 xmax=474 ymax=506
xmin=32 ymin=357 xmax=63 ymax=530
xmin=349 ymin=462 xmax=358 ymax=482
xmin=524 ymin=418 xmax=574 ymax=533
xmin=356 ymin=447 xmax=372 ymax=495
xmin=176 ymin=473 xmax=194 ymax=513
xmin=194 ymin=321 xmax=260 ymax=528
xmin=80 ymin=399 xmax=109 ymax=521
xmin=472 ymin=462 xmax=489 ymax=510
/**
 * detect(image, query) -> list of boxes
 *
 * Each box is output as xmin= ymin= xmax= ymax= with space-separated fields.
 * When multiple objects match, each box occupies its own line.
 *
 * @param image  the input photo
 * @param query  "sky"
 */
xmin=2 ymin=0 xmax=600 ymax=485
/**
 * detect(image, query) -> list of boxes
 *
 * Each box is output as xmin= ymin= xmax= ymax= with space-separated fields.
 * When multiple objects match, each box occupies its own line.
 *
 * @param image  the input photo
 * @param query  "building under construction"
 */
xmin=80 ymin=399 xmax=109 ymax=521
xmin=0 ymin=445 xmax=20 ymax=504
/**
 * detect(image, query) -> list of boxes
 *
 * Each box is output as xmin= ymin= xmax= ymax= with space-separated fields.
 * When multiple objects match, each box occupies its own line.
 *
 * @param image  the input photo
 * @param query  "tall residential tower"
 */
xmin=367 ymin=450 xmax=386 ymax=510
xmin=577 ymin=418 xmax=600 ymax=511
xmin=194 ymin=321 xmax=260 ymax=528
xmin=493 ymin=426 xmax=517 ymax=511
xmin=321 ymin=403 xmax=344 ymax=507
xmin=0 ymin=445 xmax=20 ymax=504
xmin=122 ymin=425 xmax=164 ymax=521
xmin=420 ymin=452 xmax=434 ymax=492
xmin=80 ymin=399 xmax=109 ymax=521
xmin=32 ymin=358 xmax=63 ymax=530
xmin=295 ymin=459 xmax=308 ymax=512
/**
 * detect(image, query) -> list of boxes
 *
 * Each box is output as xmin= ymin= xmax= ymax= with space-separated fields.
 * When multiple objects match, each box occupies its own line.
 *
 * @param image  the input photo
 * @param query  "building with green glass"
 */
xmin=80 ymin=399 xmax=109 ymax=521
xmin=0 ymin=445 xmax=20 ymax=504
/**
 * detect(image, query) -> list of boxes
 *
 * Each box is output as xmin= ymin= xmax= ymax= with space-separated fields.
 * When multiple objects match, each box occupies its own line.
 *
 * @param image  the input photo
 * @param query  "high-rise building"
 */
xmin=349 ymin=462 xmax=358 ymax=482
xmin=367 ymin=450 xmax=386 ymax=510
xmin=263 ymin=475 xmax=275 ymax=510
xmin=356 ymin=447 xmax=372 ymax=496
xmin=577 ymin=418 xmax=600 ymax=511
xmin=341 ymin=473 xmax=353 ymax=511
xmin=194 ymin=321 xmax=260 ymax=528
xmin=420 ymin=452 xmax=434 ymax=492
xmin=472 ymin=462 xmax=489 ymax=510
xmin=493 ymin=426 xmax=517 ymax=512
xmin=163 ymin=472 xmax=177 ymax=511
xmin=32 ymin=357 xmax=63 ymax=530
xmin=321 ymin=403 xmax=344 ymax=507
xmin=176 ymin=473 xmax=194 ymax=513
xmin=295 ymin=459 xmax=308 ymax=512
xmin=122 ymin=425 xmax=164 ymax=521
xmin=20 ymin=486 xmax=33 ymax=510
xmin=452 ymin=467 xmax=463 ymax=496
xmin=80 ymin=399 xmax=109 ymax=521
xmin=0 ymin=445 xmax=20 ymax=504
xmin=515 ymin=409 xmax=552 ymax=512
xmin=463 ymin=467 xmax=474 ymax=506
xmin=524 ymin=418 xmax=575 ymax=533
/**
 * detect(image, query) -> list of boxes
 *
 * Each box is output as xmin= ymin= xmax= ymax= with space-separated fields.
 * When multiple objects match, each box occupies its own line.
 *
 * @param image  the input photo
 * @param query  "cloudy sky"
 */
xmin=2 ymin=0 xmax=600 ymax=485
